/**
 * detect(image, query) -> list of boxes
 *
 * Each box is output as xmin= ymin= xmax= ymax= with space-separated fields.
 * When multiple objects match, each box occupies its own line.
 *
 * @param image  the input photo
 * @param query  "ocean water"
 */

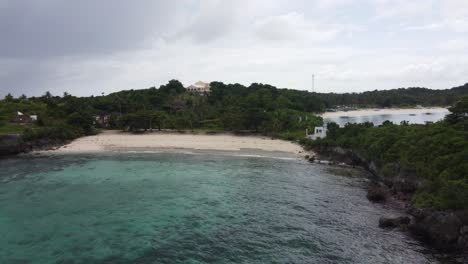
xmin=323 ymin=108 xmax=449 ymax=127
xmin=0 ymin=153 xmax=449 ymax=263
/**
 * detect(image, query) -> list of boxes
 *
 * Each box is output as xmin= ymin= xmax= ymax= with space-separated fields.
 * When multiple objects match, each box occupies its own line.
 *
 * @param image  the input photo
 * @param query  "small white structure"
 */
xmin=307 ymin=126 xmax=327 ymax=140
xmin=13 ymin=111 xmax=36 ymax=124
xmin=186 ymin=81 xmax=210 ymax=94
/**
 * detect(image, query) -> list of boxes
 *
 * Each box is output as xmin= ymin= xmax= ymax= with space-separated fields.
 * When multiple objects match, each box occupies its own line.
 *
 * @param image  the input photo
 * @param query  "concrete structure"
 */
xmin=307 ymin=126 xmax=327 ymax=140
xmin=187 ymin=81 xmax=210 ymax=94
xmin=95 ymin=115 xmax=110 ymax=127
xmin=13 ymin=111 xmax=35 ymax=124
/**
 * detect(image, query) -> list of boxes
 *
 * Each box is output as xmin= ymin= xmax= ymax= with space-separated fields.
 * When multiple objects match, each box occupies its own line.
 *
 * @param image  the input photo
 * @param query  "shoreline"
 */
xmin=31 ymin=130 xmax=310 ymax=159
xmin=312 ymin=146 xmax=468 ymax=255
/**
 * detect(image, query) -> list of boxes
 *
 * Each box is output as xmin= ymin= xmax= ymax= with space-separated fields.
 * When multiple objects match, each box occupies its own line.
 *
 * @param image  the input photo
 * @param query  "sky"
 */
xmin=1 ymin=0 xmax=468 ymax=97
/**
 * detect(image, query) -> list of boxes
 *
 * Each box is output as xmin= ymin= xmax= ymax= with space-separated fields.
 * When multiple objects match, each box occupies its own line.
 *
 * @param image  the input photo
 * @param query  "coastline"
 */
xmin=31 ymin=130 xmax=309 ymax=159
xmin=311 ymin=146 xmax=468 ymax=254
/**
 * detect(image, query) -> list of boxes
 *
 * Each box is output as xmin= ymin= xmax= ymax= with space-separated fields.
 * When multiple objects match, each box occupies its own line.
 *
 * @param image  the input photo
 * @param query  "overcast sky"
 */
xmin=1 ymin=0 xmax=467 ymax=97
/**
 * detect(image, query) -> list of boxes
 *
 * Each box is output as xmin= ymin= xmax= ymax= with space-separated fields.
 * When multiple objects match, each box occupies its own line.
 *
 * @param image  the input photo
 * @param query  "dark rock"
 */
xmin=379 ymin=216 xmax=410 ymax=228
xmin=458 ymin=226 xmax=468 ymax=248
xmin=0 ymin=134 xmax=68 ymax=157
xmin=0 ymin=134 xmax=22 ymax=156
xmin=366 ymin=182 xmax=387 ymax=202
xmin=399 ymin=180 xmax=418 ymax=193
xmin=455 ymin=210 xmax=468 ymax=224
xmin=406 ymin=206 xmax=426 ymax=220
xmin=409 ymin=211 xmax=465 ymax=251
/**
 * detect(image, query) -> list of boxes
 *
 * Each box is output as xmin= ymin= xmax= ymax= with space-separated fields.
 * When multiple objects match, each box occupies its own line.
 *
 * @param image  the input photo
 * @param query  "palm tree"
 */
xmin=4 ymin=93 xmax=13 ymax=102
xmin=43 ymin=91 xmax=52 ymax=99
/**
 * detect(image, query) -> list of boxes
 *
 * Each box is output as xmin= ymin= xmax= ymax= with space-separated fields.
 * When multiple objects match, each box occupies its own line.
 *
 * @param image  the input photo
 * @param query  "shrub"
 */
xmin=22 ymin=125 xmax=83 ymax=142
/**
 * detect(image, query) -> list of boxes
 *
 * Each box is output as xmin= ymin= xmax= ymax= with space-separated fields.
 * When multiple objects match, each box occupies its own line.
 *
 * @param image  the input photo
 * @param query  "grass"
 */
xmin=0 ymin=123 xmax=26 ymax=135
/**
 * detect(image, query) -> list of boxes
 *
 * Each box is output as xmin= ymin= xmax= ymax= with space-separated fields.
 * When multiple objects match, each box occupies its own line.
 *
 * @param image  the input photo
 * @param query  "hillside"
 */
xmin=1 ymin=80 xmax=467 ymax=140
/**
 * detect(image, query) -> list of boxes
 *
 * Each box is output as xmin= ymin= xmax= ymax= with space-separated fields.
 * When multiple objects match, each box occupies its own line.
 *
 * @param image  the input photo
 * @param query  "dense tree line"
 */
xmin=1 ymin=80 xmax=467 ymax=141
xmin=304 ymin=97 xmax=468 ymax=210
xmin=0 ymin=80 xmax=325 ymax=140
xmin=315 ymin=83 xmax=468 ymax=108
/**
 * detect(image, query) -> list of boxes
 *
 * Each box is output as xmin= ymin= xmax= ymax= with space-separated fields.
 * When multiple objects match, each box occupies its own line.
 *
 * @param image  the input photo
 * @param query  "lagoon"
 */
xmin=322 ymin=108 xmax=449 ymax=127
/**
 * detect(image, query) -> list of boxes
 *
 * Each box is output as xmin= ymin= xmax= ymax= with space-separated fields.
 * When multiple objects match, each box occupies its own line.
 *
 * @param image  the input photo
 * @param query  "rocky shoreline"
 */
xmin=0 ymin=134 xmax=69 ymax=157
xmin=309 ymin=146 xmax=468 ymax=253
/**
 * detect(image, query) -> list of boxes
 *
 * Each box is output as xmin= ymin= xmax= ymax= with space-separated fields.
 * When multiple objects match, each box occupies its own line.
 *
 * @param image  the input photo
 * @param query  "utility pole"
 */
xmin=311 ymin=74 xmax=315 ymax=93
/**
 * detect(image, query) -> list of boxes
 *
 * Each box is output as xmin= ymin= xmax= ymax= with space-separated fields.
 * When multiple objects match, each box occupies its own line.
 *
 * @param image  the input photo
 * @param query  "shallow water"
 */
xmin=0 ymin=153 xmax=454 ymax=263
xmin=323 ymin=108 xmax=449 ymax=127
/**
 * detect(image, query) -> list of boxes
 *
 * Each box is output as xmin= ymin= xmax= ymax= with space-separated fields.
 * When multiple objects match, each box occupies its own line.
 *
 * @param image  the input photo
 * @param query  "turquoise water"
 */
xmin=0 ymin=153 xmax=445 ymax=263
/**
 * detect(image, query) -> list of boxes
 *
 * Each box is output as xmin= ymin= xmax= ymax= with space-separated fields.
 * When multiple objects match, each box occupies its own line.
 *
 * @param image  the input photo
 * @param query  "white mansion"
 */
xmin=186 ymin=81 xmax=211 ymax=94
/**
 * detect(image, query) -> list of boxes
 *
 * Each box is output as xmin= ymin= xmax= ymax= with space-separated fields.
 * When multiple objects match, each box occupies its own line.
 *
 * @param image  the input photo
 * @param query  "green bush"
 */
xmin=22 ymin=125 xmax=83 ymax=142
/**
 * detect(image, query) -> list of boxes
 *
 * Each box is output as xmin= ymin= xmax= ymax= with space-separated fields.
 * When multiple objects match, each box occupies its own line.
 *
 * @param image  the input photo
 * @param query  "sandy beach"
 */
xmin=40 ymin=130 xmax=307 ymax=158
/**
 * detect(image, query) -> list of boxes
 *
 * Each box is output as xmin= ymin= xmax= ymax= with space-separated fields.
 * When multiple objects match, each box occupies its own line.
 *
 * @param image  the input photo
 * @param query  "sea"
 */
xmin=1 ymin=152 xmax=464 ymax=264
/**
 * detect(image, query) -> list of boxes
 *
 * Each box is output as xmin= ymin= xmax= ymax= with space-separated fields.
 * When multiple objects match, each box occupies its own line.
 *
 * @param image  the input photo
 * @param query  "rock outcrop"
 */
xmin=379 ymin=216 xmax=411 ymax=229
xmin=408 ymin=208 xmax=468 ymax=251
xmin=0 ymin=134 xmax=23 ymax=156
xmin=366 ymin=181 xmax=388 ymax=202
xmin=0 ymin=134 xmax=67 ymax=157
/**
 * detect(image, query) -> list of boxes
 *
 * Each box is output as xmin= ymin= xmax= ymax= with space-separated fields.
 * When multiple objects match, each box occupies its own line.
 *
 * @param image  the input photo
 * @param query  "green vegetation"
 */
xmin=0 ymin=80 xmax=328 ymax=142
xmin=0 ymin=123 xmax=25 ymax=135
xmin=1 ymin=80 xmax=467 ymax=143
xmin=305 ymin=97 xmax=468 ymax=210
xmin=0 ymin=92 xmax=97 ymax=142
xmin=316 ymin=83 xmax=468 ymax=108
xmin=89 ymin=80 xmax=325 ymax=134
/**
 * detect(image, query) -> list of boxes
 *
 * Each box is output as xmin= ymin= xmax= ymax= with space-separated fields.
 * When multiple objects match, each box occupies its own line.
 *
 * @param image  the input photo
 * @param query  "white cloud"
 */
xmin=440 ymin=0 xmax=468 ymax=18
xmin=374 ymin=0 xmax=435 ymax=19
xmin=253 ymin=12 xmax=338 ymax=42
xmin=1 ymin=0 xmax=467 ymax=97
xmin=404 ymin=23 xmax=442 ymax=31
xmin=437 ymin=39 xmax=468 ymax=52
xmin=315 ymin=0 xmax=358 ymax=9
xmin=383 ymin=0 xmax=468 ymax=33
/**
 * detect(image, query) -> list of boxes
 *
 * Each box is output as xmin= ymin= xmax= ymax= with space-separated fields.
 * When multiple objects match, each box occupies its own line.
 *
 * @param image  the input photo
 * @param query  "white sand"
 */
xmin=44 ymin=130 xmax=306 ymax=157
xmin=321 ymin=107 xmax=448 ymax=118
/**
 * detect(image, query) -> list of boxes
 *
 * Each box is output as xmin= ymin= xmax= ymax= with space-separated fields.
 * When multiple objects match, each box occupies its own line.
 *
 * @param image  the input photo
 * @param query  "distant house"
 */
xmin=94 ymin=113 xmax=120 ymax=128
xmin=95 ymin=114 xmax=111 ymax=127
xmin=307 ymin=126 xmax=327 ymax=140
xmin=186 ymin=81 xmax=210 ymax=94
xmin=12 ymin=111 xmax=36 ymax=124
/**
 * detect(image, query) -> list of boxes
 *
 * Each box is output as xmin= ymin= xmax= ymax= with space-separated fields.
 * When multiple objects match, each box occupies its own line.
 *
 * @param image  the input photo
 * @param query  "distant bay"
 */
xmin=322 ymin=107 xmax=449 ymax=127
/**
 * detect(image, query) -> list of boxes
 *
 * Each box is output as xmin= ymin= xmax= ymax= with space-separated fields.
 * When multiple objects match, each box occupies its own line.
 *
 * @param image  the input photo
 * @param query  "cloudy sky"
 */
xmin=1 ymin=0 xmax=467 ymax=97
